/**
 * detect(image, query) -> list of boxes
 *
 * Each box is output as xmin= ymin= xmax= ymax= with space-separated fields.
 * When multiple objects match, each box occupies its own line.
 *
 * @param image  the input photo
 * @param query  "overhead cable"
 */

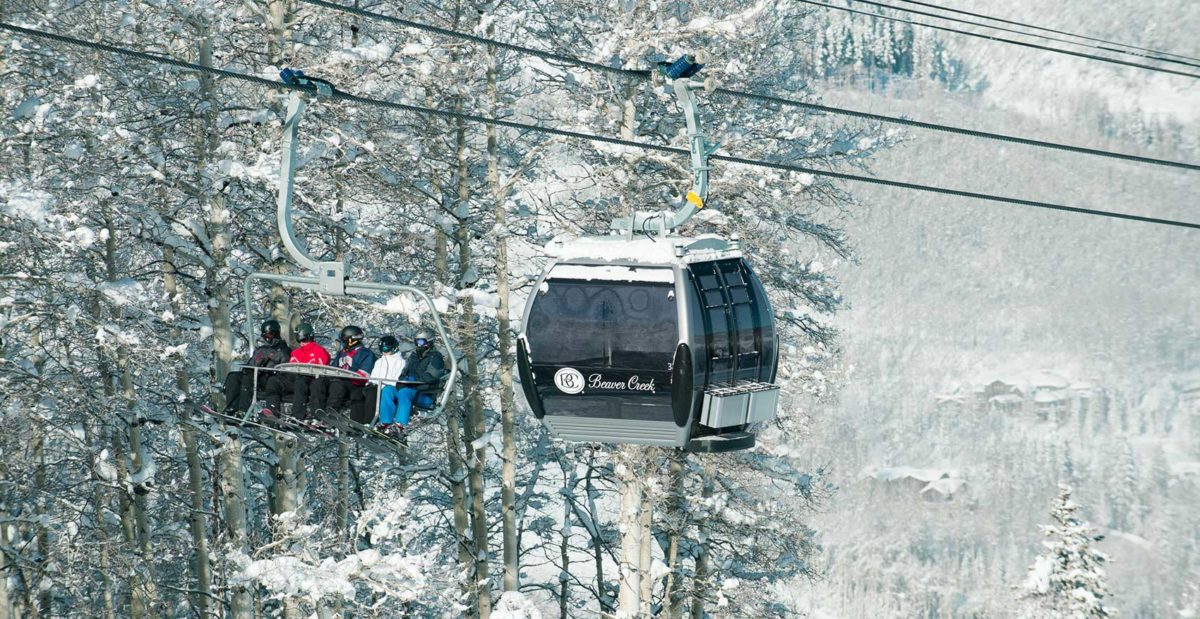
xmin=1 ymin=21 xmax=1197 ymax=232
xmin=791 ymin=0 xmax=1200 ymax=80
xmin=889 ymin=0 xmax=1200 ymax=65
xmin=298 ymin=0 xmax=1200 ymax=173
xmin=853 ymin=0 xmax=1200 ymax=71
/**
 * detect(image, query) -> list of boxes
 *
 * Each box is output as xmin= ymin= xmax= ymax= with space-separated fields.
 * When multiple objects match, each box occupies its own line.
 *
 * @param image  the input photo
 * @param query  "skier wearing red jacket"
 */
xmin=263 ymin=322 xmax=330 ymax=419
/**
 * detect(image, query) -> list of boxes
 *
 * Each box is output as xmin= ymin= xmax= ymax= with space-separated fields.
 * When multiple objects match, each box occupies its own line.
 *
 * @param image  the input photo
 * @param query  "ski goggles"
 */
xmin=414 ymin=337 xmax=429 ymax=347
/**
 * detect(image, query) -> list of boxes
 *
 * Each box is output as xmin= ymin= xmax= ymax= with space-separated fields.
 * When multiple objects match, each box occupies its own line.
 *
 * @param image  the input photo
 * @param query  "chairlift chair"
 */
xmin=239 ymin=71 xmax=459 ymax=419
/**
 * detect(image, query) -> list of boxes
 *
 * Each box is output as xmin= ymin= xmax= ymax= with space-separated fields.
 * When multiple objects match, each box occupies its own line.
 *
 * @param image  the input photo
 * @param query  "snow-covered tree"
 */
xmin=1024 ymin=485 xmax=1113 ymax=618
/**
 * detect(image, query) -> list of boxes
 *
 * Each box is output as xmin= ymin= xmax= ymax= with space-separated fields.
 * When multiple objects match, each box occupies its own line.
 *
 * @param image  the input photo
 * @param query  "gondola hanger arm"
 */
xmin=610 ymin=54 xmax=718 ymax=236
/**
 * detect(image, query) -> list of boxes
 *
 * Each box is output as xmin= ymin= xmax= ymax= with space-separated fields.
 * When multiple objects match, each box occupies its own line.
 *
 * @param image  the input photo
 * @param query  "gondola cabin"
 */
xmin=517 ymin=235 xmax=780 ymax=452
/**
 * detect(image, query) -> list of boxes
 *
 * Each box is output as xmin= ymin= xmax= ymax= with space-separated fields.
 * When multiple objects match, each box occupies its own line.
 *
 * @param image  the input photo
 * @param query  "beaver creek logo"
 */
xmin=553 ymin=368 xmax=585 ymax=394
xmin=588 ymin=374 xmax=656 ymax=393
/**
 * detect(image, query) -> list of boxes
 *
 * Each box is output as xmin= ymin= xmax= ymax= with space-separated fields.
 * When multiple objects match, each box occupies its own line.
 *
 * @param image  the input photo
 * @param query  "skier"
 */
xmin=263 ymin=322 xmax=330 ymax=418
xmin=383 ymin=329 xmax=446 ymax=438
xmin=367 ymin=335 xmax=408 ymax=430
xmin=309 ymin=325 xmax=377 ymax=421
xmin=220 ymin=319 xmax=291 ymax=413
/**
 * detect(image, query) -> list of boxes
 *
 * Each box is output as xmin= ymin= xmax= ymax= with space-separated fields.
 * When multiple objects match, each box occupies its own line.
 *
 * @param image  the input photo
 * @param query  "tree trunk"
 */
xmin=165 ymin=246 xmax=214 ymax=618
xmin=197 ymin=24 xmax=233 ymax=402
xmin=558 ymin=462 xmax=578 ymax=619
xmin=689 ymin=463 xmax=716 ymax=619
xmin=663 ymin=452 xmax=688 ymax=619
xmin=264 ymin=0 xmax=295 ymax=64
xmin=638 ymin=469 xmax=655 ymax=617
xmin=616 ymin=447 xmax=647 ymax=617
xmin=180 ymin=428 xmax=213 ymax=619
xmin=273 ymin=434 xmax=303 ymax=618
xmin=455 ymin=107 xmax=492 ymax=618
xmin=219 ymin=435 xmax=253 ymax=618
xmin=336 ymin=440 xmax=351 ymax=544
xmin=122 ymin=352 xmax=156 ymax=618
xmin=584 ymin=450 xmax=610 ymax=612
xmin=432 ymin=96 xmax=472 ymax=606
xmin=486 ymin=33 xmax=520 ymax=594
xmin=32 ymin=423 xmax=52 ymax=617
xmin=0 ymin=463 xmax=12 ymax=619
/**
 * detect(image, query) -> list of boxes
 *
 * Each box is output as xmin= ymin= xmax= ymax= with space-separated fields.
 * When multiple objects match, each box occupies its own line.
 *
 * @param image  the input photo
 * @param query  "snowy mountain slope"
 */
xmin=787 ymin=2 xmax=1200 ymax=612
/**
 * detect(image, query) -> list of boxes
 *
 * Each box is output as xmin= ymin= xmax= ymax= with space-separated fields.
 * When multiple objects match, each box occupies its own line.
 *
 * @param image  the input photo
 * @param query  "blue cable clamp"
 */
xmin=660 ymin=55 xmax=703 ymax=80
xmin=280 ymin=67 xmax=334 ymax=96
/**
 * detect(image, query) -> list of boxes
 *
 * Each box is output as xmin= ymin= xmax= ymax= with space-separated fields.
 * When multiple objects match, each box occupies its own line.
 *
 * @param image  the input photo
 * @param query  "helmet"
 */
xmin=414 ymin=329 xmax=435 ymax=350
xmin=295 ymin=322 xmax=315 ymax=342
xmin=260 ymin=319 xmax=282 ymax=340
xmin=379 ymin=335 xmax=399 ymax=353
xmin=339 ymin=325 xmax=365 ymax=346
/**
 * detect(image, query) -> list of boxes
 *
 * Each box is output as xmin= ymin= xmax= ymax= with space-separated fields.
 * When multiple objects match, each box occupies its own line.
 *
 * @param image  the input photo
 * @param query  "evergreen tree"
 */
xmin=1024 ymin=485 xmax=1112 ymax=618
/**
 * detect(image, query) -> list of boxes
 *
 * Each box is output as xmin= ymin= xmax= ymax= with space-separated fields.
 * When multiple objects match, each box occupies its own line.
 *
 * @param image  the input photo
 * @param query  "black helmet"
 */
xmin=379 ymin=335 xmax=400 ymax=353
xmin=414 ymin=329 xmax=435 ymax=349
xmin=295 ymin=322 xmax=315 ymax=342
xmin=339 ymin=325 xmax=365 ymax=346
xmin=260 ymin=319 xmax=282 ymax=339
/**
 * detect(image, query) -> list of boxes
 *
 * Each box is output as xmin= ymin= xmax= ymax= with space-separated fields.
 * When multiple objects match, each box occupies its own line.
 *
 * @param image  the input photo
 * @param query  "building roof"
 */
xmin=867 ymin=466 xmax=955 ymax=484
xmin=1034 ymin=390 xmax=1069 ymax=403
xmin=921 ymin=478 xmax=967 ymax=496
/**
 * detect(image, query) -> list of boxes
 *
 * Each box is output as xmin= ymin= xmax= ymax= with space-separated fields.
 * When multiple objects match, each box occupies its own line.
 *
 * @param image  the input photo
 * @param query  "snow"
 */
xmin=492 ymin=591 xmax=543 ymax=619
xmin=1034 ymin=390 xmax=1068 ymax=403
xmin=324 ymin=42 xmax=394 ymax=65
xmin=72 ymin=74 xmax=100 ymax=90
xmin=12 ymin=95 xmax=39 ymax=119
xmin=548 ymin=234 xmax=740 ymax=265
xmin=64 ymin=226 xmax=96 ymax=248
xmin=548 ymin=263 xmax=675 ymax=283
xmin=920 ymin=477 xmax=966 ymax=497
xmin=2 ymin=185 xmax=53 ymax=223
xmin=866 ymin=466 xmax=956 ymax=484
xmin=98 ymin=278 xmax=144 ymax=307
xmin=1024 ymin=554 xmax=1053 ymax=594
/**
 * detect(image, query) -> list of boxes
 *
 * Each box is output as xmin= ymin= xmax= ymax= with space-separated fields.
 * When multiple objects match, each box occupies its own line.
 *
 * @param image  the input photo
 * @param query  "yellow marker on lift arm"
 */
xmin=686 ymin=191 xmax=704 ymax=208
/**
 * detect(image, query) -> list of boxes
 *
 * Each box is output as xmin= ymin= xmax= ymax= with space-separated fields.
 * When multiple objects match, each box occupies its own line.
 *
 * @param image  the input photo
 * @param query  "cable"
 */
xmin=713 ymin=88 xmax=1200 ymax=172
xmin=2 ymin=21 xmax=1198 ymax=232
xmin=889 ymin=0 xmax=1200 ymax=65
xmin=301 ymin=0 xmax=649 ymax=79
xmin=298 ymin=0 xmax=1200 ymax=173
xmin=792 ymin=0 xmax=1200 ymax=80
xmin=852 ymin=0 xmax=1200 ymax=71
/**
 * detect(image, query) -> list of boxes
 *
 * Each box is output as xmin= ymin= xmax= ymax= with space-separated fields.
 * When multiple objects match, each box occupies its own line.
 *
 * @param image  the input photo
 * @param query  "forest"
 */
xmin=1 ymin=0 xmax=1197 ymax=617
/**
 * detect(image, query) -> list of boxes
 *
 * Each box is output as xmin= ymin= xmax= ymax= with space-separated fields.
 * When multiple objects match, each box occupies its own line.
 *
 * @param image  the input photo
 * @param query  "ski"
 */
xmin=196 ymin=404 xmax=292 ymax=434
xmin=314 ymin=408 xmax=408 ymax=455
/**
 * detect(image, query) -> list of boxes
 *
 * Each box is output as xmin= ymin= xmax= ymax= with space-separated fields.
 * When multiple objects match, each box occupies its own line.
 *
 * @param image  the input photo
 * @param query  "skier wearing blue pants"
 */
xmin=370 ymin=335 xmax=407 ymax=427
xmin=378 ymin=329 xmax=446 ymax=438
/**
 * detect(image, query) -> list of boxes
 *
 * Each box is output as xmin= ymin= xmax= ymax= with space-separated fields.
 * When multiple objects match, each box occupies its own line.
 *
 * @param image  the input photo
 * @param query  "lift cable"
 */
xmin=889 ymin=0 xmax=1200 ymax=65
xmin=852 ymin=0 xmax=1200 ymax=71
xmin=298 ymin=0 xmax=1200 ymax=173
xmin=792 ymin=0 xmax=1200 ymax=80
xmin=1 ymin=21 xmax=1197 ymax=232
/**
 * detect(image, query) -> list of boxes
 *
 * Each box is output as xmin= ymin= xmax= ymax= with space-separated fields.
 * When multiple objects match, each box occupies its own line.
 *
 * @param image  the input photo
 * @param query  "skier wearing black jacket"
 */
xmin=221 ymin=319 xmax=292 ymax=413
xmin=385 ymin=329 xmax=447 ymax=431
